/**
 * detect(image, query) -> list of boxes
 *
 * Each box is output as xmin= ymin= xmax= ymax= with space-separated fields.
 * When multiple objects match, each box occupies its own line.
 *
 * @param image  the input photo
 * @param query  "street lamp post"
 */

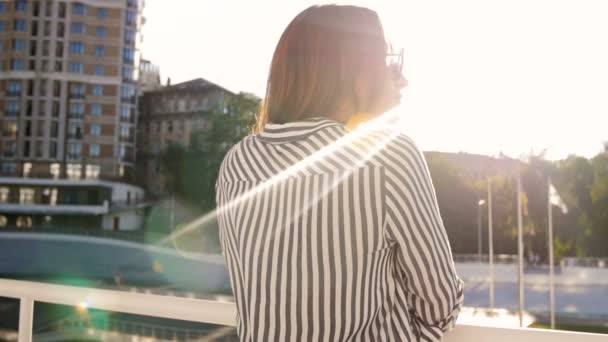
xmin=478 ymin=199 xmax=486 ymax=263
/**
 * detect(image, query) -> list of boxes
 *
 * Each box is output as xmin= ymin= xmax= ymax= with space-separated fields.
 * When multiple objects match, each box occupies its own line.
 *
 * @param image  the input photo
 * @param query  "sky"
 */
xmin=142 ymin=0 xmax=608 ymax=160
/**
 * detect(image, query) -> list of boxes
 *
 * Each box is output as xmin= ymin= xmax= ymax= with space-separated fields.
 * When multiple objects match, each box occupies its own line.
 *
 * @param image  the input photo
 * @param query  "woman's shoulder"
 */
xmin=356 ymin=126 xmax=427 ymax=170
xmin=217 ymin=135 xmax=256 ymax=180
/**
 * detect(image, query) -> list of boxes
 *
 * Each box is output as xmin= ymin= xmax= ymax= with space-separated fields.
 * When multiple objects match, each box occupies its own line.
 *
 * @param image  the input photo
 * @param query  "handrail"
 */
xmin=0 ymin=278 xmax=606 ymax=342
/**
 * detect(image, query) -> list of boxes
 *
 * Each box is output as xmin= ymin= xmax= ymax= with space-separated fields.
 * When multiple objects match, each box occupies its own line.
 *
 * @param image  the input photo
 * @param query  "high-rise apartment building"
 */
xmin=0 ymin=0 xmax=146 ymax=230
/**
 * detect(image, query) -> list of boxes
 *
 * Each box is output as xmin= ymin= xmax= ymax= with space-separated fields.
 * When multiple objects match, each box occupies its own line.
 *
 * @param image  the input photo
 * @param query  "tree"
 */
xmin=160 ymin=92 xmax=259 ymax=210
xmin=156 ymin=93 xmax=259 ymax=253
xmin=425 ymin=153 xmax=478 ymax=253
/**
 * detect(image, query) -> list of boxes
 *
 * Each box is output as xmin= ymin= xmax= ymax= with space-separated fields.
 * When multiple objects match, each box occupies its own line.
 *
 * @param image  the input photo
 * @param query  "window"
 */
xmin=0 ymin=188 xmax=8 ymax=203
xmin=124 ymin=28 xmax=136 ymax=44
xmin=85 ymin=165 xmax=100 ymax=179
xmin=50 ymin=121 xmax=58 ymax=137
xmin=95 ymin=45 xmax=105 ymax=57
xmin=120 ymin=125 xmax=130 ymax=138
xmin=14 ymin=19 xmax=27 ymax=32
xmin=2 ymin=121 xmax=18 ymax=138
xmin=70 ymin=42 xmax=85 ymax=54
xmin=92 ymin=85 xmax=104 ymax=96
xmin=122 ymin=66 xmax=133 ymax=81
xmin=19 ymin=188 xmax=35 ymax=205
xmin=6 ymin=101 xmax=20 ymax=116
xmin=126 ymin=10 xmax=137 ymax=26
xmin=36 ymin=121 xmax=45 ymax=137
xmin=97 ymin=8 xmax=108 ymax=19
xmin=73 ymin=3 xmax=87 ymax=16
xmin=67 ymin=163 xmax=81 ymax=179
xmin=49 ymin=141 xmax=57 ymax=158
xmin=91 ymin=124 xmax=101 ymax=136
xmin=50 ymin=163 xmax=60 ymax=178
xmin=42 ymin=188 xmax=58 ymax=206
xmin=38 ymin=100 xmax=47 ymax=116
xmin=16 ymin=1 xmax=28 ymax=12
xmin=96 ymin=26 xmax=107 ymax=38
xmin=43 ymin=20 xmax=52 ymax=36
xmin=121 ymin=85 xmax=136 ymax=103
xmin=35 ymin=140 xmax=44 ymax=157
xmin=52 ymin=101 xmax=60 ymax=117
xmin=119 ymin=144 xmax=127 ymax=159
xmin=57 ymin=22 xmax=64 ymax=37
xmin=89 ymin=144 xmax=100 ymax=157
xmin=68 ymin=143 xmax=82 ymax=160
xmin=33 ymin=1 xmax=40 ymax=16
xmin=94 ymin=64 xmax=104 ymax=76
xmin=25 ymin=100 xmax=33 ymax=116
xmin=91 ymin=103 xmax=102 ymax=116
xmin=70 ymin=83 xmax=85 ymax=97
xmin=39 ymin=79 xmax=48 ymax=96
xmin=68 ymin=61 xmax=84 ymax=74
xmin=8 ymin=80 xmax=21 ymax=96
xmin=69 ymin=102 xmax=85 ymax=117
xmin=53 ymin=80 xmax=61 ymax=97
xmin=56 ymin=41 xmax=64 ymax=57
xmin=1 ymin=162 xmax=17 ymax=174
xmin=24 ymin=121 xmax=32 ymax=136
xmin=3 ymin=141 xmax=17 ymax=157
xmin=58 ymin=2 xmax=66 ymax=18
xmin=120 ymin=105 xmax=131 ymax=119
xmin=11 ymin=59 xmax=26 ymax=71
xmin=13 ymin=39 xmax=26 ymax=51
xmin=0 ymin=21 xmax=4 ymax=33
xmin=0 ymin=3 xmax=5 ymax=13
xmin=42 ymin=40 xmax=50 ymax=56
xmin=0 ymin=41 xmax=4 ymax=52
xmin=71 ymin=22 xmax=86 ymax=34
xmin=23 ymin=162 xmax=32 ymax=177
xmin=123 ymin=47 xmax=134 ymax=63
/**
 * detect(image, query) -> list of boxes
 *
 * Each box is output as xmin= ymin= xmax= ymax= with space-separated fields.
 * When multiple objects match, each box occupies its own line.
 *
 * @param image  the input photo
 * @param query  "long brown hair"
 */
xmin=256 ymin=5 xmax=387 ymax=132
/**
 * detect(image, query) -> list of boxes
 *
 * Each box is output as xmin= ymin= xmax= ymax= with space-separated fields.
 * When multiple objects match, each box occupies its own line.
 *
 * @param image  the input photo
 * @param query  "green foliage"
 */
xmin=159 ymin=92 xmax=259 ymax=211
xmin=426 ymin=147 xmax=608 ymax=258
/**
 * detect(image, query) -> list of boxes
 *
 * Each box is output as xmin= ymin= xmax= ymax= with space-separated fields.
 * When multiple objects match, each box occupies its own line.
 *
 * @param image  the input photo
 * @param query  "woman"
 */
xmin=216 ymin=5 xmax=463 ymax=341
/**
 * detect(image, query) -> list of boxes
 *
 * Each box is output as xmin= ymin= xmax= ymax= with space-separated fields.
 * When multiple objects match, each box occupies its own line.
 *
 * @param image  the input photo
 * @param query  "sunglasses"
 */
xmin=386 ymin=44 xmax=404 ymax=77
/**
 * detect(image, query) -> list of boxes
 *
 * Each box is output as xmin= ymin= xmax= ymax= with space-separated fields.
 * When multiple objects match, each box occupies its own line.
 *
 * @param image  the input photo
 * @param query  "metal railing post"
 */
xmin=18 ymin=297 xmax=34 ymax=342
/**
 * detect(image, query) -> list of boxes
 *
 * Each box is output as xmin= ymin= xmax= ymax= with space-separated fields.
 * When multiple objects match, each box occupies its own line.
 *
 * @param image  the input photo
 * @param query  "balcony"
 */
xmin=119 ymin=136 xmax=134 ymax=144
xmin=0 ymin=278 xmax=605 ymax=342
xmin=0 ymin=201 xmax=109 ymax=215
xmin=110 ymin=198 xmax=150 ymax=212
xmin=120 ymin=115 xmax=136 ymax=124
xmin=67 ymin=132 xmax=83 ymax=140
xmin=68 ymin=112 xmax=84 ymax=120
xmin=69 ymin=93 xmax=85 ymax=100
xmin=66 ymin=153 xmax=82 ymax=161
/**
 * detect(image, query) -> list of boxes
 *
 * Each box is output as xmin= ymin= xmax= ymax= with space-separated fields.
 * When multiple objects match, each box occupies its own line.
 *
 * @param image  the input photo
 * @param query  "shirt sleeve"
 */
xmin=383 ymin=135 xmax=464 ymax=341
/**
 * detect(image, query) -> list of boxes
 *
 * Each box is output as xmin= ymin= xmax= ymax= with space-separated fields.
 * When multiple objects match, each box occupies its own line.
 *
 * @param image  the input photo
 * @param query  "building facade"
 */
xmin=137 ymin=78 xmax=234 ymax=196
xmin=0 ymin=0 xmax=146 ymax=230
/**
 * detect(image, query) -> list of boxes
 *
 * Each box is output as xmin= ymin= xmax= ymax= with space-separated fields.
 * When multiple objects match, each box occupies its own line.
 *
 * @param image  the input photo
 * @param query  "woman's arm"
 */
xmin=383 ymin=135 xmax=464 ymax=341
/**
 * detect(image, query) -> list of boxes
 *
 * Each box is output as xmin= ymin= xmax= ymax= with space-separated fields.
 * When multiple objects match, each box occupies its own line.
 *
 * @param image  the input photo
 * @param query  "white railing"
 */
xmin=1 ymin=278 xmax=606 ymax=342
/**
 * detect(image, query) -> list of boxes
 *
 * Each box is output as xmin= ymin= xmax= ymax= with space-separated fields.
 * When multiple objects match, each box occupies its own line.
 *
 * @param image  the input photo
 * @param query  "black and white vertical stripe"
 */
xmin=216 ymin=118 xmax=463 ymax=341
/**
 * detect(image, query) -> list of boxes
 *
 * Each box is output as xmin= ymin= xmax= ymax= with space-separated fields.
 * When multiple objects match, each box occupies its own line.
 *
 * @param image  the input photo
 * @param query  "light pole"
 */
xmin=488 ymin=180 xmax=494 ymax=311
xmin=477 ymin=199 xmax=486 ymax=263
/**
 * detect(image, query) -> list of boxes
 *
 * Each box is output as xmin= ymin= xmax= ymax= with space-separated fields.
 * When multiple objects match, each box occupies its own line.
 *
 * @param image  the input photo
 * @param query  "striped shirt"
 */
xmin=216 ymin=117 xmax=463 ymax=341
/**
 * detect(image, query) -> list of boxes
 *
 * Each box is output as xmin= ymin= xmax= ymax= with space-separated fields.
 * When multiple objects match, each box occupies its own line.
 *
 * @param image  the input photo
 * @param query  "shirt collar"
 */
xmin=257 ymin=117 xmax=346 ymax=143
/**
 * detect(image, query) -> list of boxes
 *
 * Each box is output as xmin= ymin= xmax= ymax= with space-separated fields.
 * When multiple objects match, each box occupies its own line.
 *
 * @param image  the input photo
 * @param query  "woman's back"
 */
xmin=216 ymin=118 xmax=463 ymax=341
